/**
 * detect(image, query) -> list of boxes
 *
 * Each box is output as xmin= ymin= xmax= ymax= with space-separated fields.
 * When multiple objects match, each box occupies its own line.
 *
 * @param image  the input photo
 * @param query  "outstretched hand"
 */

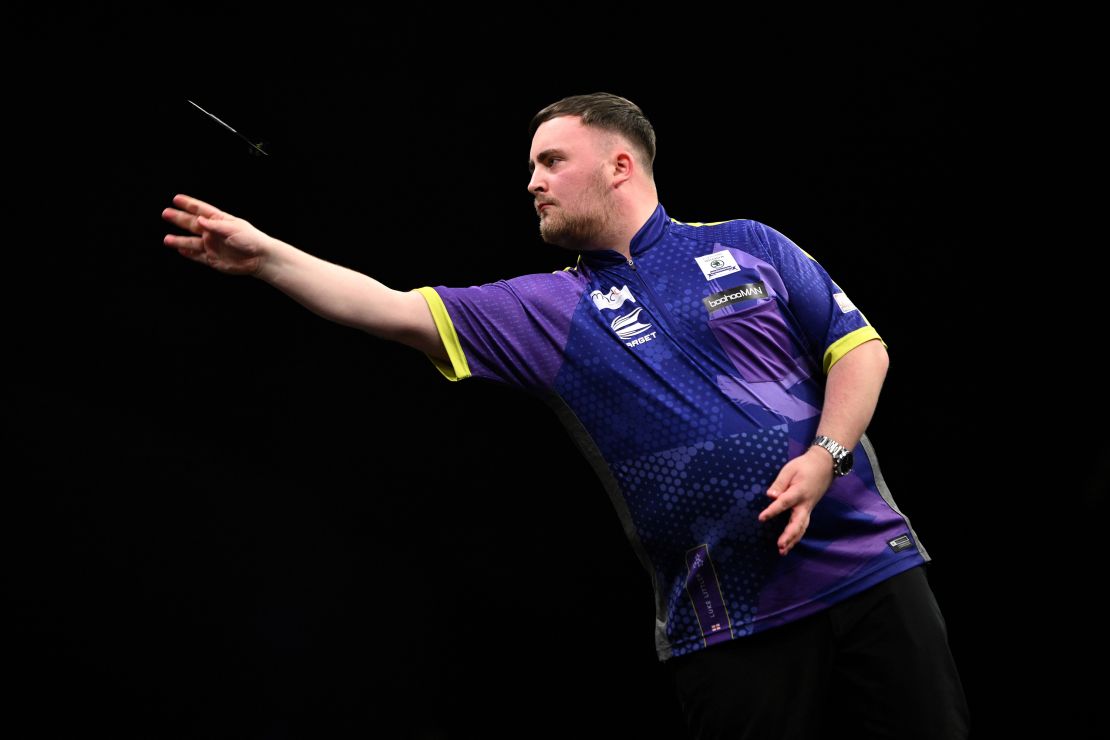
xmin=161 ymin=194 xmax=269 ymax=275
xmin=758 ymin=447 xmax=835 ymax=556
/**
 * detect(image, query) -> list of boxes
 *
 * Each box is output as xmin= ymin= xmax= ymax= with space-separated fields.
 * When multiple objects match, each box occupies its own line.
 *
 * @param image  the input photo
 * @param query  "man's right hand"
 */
xmin=160 ymin=193 xmax=448 ymax=363
xmin=162 ymin=193 xmax=269 ymax=276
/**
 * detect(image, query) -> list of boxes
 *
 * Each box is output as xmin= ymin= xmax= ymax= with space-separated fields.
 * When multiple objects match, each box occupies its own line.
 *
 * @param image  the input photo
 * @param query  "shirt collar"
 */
xmin=578 ymin=202 xmax=670 ymax=268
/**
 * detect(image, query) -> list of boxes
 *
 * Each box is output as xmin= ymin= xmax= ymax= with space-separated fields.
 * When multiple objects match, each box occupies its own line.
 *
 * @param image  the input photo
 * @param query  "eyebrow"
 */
xmin=527 ymin=148 xmax=564 ymax=175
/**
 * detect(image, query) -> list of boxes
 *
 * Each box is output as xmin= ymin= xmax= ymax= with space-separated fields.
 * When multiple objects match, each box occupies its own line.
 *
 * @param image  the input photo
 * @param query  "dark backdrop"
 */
xmin=7 ymin=6 xmax=1100 ymax=739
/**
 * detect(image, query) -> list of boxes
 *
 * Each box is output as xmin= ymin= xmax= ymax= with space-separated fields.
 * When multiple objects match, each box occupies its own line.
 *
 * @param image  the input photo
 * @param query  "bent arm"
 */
xmin=759 ymin=338 xmax=889 ymax=553
xmin=813 ymin=338 xmax=889 ymax=451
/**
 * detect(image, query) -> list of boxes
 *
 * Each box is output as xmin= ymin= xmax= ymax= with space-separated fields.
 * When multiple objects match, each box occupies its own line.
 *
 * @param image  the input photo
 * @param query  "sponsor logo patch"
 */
xmin=888 ymin=535 xmax=913 ymax=553
xmin=694 ymin=251 xmax=741 ymax=280
xmin=625 ymin=331 xmax=657 ymax=348
xmin=611 ymin=306 xmax=652 ymax=340
xmin=703 ymin=282 xmax=768 ymax=314
xmin=591 ymin=285 xmax=636 ymax=311
xmin=834 ymin=292 xmax=857 ymax=314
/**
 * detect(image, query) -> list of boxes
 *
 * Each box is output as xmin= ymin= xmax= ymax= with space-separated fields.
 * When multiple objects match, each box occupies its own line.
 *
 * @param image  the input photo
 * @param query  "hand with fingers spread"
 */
xmin=161 ymin=193 xmax=271 ymax=276
xmin=758 ymin=446 xmax=835 ymax=557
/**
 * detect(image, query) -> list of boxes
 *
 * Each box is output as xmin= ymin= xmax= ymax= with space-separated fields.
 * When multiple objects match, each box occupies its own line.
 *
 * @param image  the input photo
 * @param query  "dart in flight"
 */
xmin=187 ymin=99 xmax=269 ymax=156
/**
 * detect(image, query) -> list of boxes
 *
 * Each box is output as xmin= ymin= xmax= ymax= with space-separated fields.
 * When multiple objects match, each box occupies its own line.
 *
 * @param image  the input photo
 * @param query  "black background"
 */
xmin=7 ymin=6 xmax=1102 ymax=739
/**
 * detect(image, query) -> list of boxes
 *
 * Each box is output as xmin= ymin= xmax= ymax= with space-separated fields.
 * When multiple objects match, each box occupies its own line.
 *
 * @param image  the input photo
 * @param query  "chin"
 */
xmin=538 ymin=223 xmax=563 ymax=246
xmin=539 ymin=232 xmax=566 ymax=248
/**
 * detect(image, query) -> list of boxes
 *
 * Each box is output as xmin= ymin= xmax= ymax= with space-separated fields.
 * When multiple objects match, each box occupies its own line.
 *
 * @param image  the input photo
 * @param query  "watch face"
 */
xmin=836 ymin=451 xmax=854 ymax=476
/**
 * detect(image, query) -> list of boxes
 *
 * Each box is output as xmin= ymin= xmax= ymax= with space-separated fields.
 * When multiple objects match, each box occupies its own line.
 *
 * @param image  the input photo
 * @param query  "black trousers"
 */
xmin=665 ymin=565 xmax=969 ymax=739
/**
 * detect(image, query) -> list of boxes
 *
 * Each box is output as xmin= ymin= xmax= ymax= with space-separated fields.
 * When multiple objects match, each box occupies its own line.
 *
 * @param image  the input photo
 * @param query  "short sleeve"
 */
xmin=747 ymin=221 xmax=886 ymax=374
xmin=414 ymin=271 xmax=583 ymax=394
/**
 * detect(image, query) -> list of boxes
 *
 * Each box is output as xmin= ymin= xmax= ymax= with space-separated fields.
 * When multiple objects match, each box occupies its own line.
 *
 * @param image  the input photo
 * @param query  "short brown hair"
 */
xmin=529 ymin=92 xmax=656 ymax=179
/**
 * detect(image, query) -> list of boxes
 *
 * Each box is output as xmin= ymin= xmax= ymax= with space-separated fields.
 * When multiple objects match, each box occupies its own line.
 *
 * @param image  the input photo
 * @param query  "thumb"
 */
xmin=766 ymin=465 xmax=794 ymax=499
xmin=759 ymin=464 xmax=797 ymax=522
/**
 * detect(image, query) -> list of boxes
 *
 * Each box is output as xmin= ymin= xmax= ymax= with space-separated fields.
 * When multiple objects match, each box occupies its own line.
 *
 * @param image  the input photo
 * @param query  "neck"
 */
xmin=604 ymin=197 xmax=660 ymax=260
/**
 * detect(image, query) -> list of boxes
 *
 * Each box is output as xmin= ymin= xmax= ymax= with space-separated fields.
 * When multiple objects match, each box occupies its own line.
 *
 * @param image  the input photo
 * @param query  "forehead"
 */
xmin=528 ymin=115 xmax=603 ymax=166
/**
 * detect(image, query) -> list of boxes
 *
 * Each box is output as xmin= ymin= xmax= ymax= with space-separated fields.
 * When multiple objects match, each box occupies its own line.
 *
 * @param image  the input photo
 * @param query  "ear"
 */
xmin=610 ymin=150 xmax=635 ymax=187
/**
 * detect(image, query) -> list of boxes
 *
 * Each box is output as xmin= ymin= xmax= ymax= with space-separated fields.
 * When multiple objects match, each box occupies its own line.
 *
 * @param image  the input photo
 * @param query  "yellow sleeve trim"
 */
xmin=414 ymin=287 xmax=471 ymax=381
xmin=823 ymin=326 xmax=887 ymax=374
xmin=669 ymin=217 xmax=743 ymax=227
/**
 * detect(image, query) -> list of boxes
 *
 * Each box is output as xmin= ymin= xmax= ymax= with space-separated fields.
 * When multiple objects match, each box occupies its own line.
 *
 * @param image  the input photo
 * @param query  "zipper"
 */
xmin=626 ymin=255 xmax=680 ymax=333
xmin=625 ymin=256 xmax=721 ymax=376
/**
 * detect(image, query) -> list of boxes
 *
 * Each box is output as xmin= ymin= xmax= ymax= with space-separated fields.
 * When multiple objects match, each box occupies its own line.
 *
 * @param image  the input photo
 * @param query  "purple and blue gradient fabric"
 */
xmin=418 ymin=204 xmax=927 ymax=661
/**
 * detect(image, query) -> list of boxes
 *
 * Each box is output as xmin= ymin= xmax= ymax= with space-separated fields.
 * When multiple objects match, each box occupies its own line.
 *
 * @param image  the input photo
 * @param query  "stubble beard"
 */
xmin=537 ymin=173 xmax=618 ymax=251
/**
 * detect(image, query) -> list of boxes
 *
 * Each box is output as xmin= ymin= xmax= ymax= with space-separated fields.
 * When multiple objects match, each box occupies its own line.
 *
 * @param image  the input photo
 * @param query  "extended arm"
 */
xmin=758 ymin=338 xmax=890 ymax=555
xmin=162 ymin=194 xmax=446 ymax=360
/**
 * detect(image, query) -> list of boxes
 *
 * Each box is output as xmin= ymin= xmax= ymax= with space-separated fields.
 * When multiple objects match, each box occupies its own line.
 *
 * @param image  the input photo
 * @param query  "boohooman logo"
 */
xmin=702 ymin=282 xmax=767 ymax=314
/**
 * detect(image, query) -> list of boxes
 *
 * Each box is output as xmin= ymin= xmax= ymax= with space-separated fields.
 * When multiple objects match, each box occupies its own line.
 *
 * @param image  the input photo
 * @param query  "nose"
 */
xmin=527 ymin=169 xmax=545 ymax=196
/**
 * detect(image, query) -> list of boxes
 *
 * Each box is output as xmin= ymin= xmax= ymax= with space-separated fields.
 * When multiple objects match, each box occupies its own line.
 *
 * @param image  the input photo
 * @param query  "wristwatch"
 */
xmin=812 ymin=435 xmax=854 ymax=477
